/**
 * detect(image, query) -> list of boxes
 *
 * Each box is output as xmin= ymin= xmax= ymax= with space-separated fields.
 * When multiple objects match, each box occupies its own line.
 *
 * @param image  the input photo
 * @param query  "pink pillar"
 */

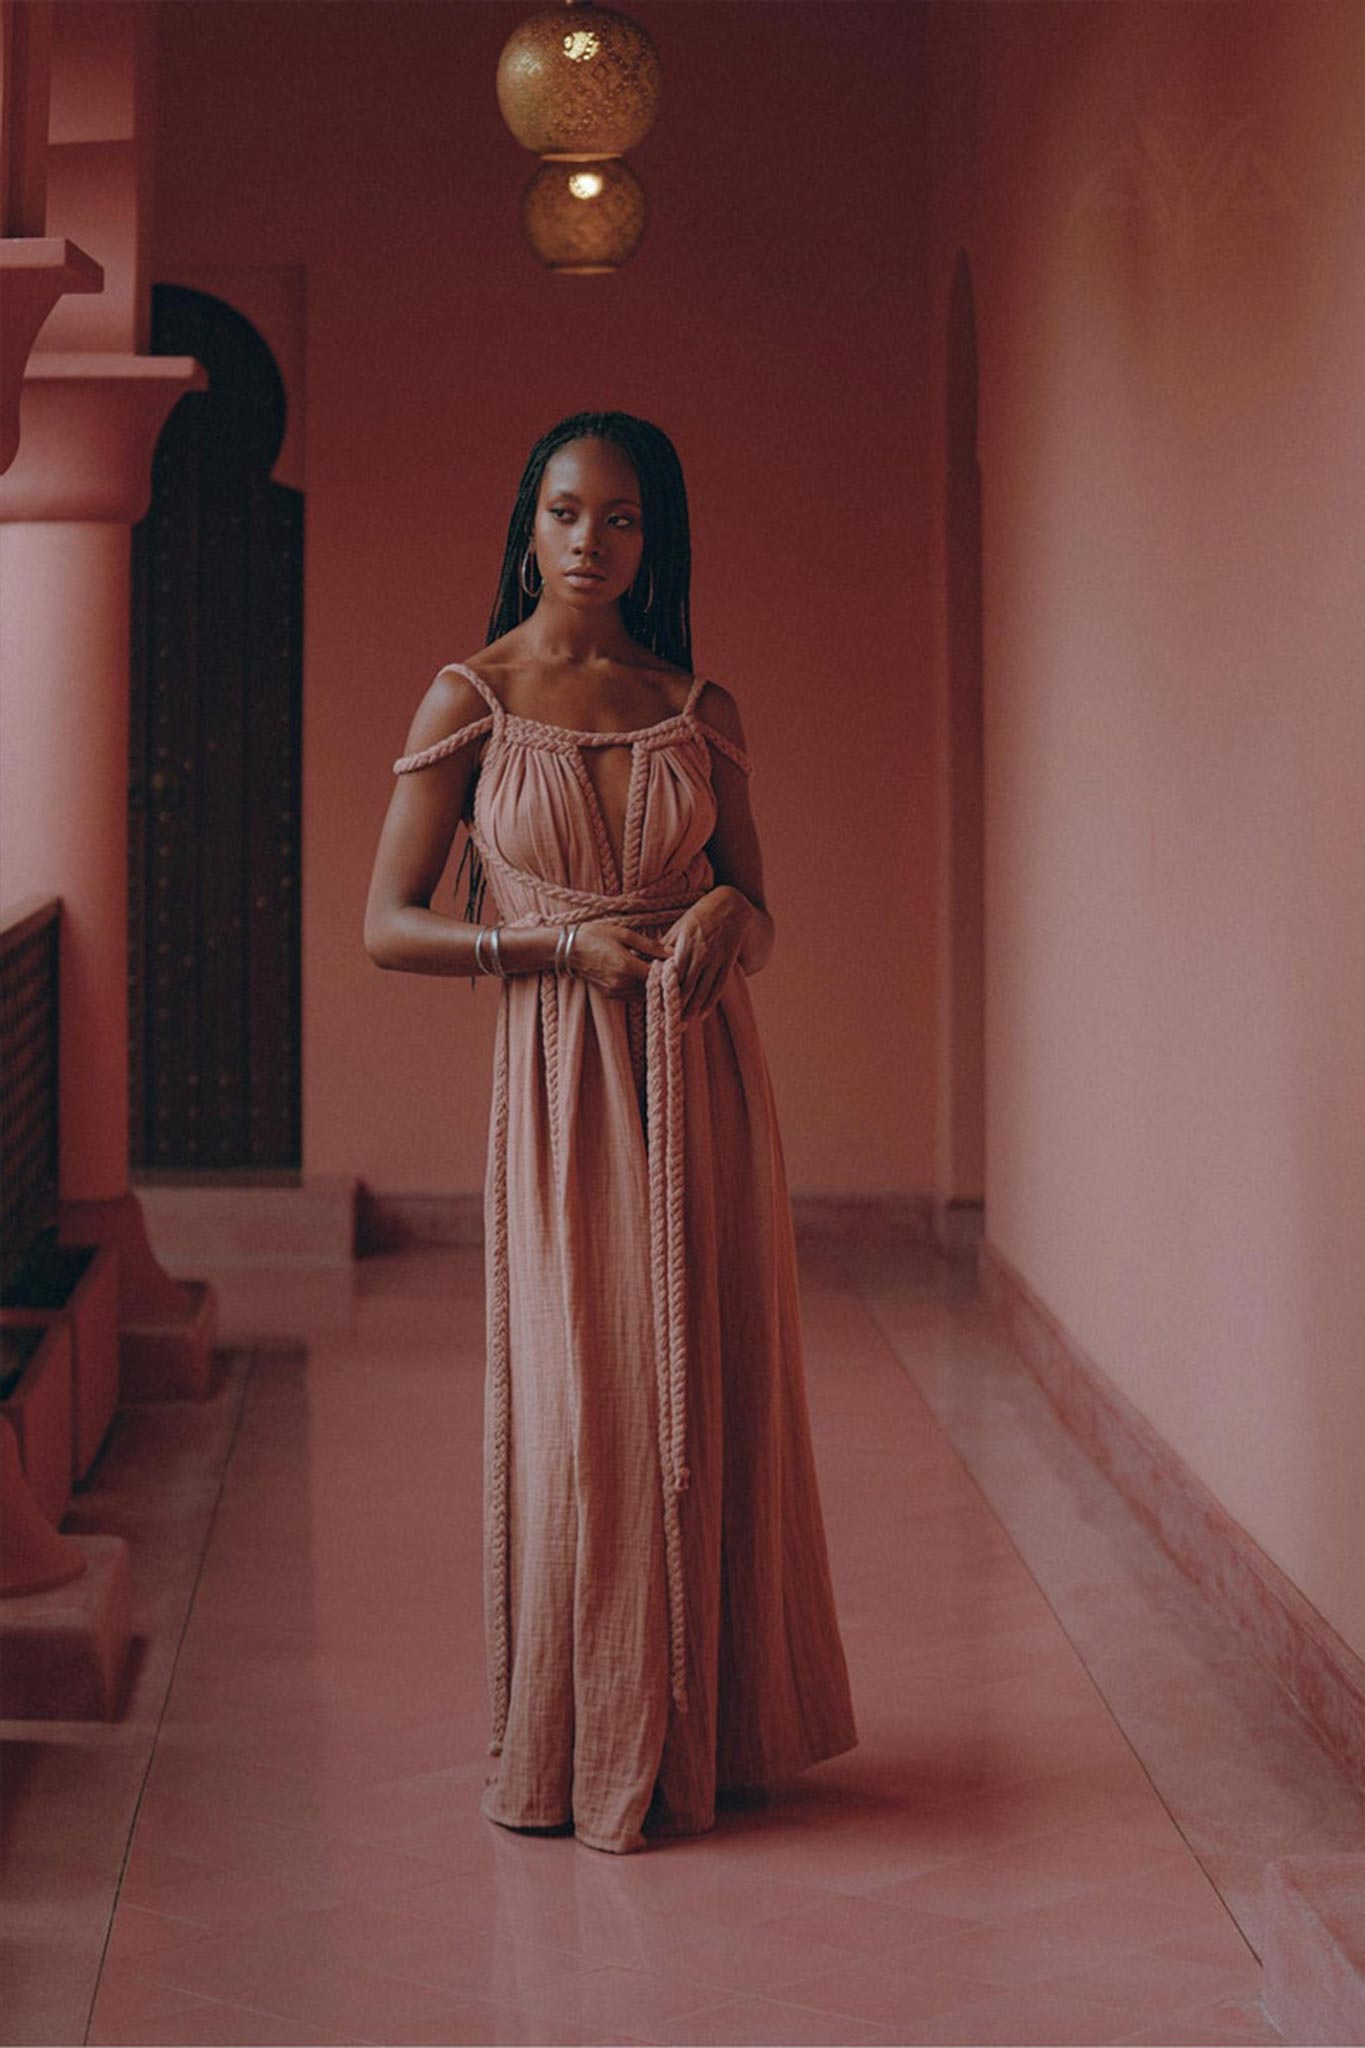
xmin=2 ymin=521 xmax=131 ymax=1199
xmin=0 ymin=353 xmax=218 ymax=1391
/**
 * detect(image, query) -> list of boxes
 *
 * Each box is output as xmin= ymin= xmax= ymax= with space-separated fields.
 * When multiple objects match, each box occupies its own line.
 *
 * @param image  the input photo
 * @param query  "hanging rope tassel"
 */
xmin=485 ymin=993 xmax=513 ymax=1756
xmin=647 ymin=953 xmax=691 ymax=1718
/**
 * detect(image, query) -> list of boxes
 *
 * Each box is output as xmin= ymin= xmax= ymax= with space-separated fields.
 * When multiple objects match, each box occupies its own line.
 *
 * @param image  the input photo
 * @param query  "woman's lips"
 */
xmin=565 ymin=569 xmax=604 ymax=582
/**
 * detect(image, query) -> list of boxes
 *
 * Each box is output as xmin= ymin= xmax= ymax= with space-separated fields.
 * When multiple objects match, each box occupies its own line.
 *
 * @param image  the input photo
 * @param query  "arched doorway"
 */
xmin=129 ymin=285 xmax=303 ymax=1176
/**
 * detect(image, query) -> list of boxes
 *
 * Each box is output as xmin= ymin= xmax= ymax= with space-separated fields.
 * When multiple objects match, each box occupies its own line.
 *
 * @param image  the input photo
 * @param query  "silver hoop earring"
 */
xmin=520 ymin=544 xmax=542 ymax=598
xmin=634 ymin=563 xmax=654 ymax=612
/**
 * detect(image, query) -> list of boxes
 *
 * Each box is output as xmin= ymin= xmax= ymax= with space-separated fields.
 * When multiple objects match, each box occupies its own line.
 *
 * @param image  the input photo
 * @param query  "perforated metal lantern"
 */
xmin=498 ymin=2 xmax=661 ymax=161
xmin=521 ymin=157 xmax=646 ymax=274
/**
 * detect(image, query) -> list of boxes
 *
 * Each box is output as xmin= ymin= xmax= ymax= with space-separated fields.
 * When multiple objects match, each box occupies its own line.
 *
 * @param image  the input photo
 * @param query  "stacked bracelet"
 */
xmin=554 ymin=923 xmax=579 ymax=975
xmin=474 ymin=925 xmax=507 ymax=976
xmin=476 ymin=922 xmax=578 ymax=977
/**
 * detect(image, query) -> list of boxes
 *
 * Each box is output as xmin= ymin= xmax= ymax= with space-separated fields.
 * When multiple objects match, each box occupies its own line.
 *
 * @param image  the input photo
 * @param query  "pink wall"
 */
xmin=924 ymin=1 xmax=1365 ymax=1659
xmin=149 ymin=0 xmax=935 ymax=1201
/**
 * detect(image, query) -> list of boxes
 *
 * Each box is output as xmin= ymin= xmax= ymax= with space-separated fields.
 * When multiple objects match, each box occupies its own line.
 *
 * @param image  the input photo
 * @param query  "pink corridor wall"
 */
xmin=923 ymin=1 xmax=1365 ymax=1662
xmin=150 ymin=0 xmax=935 ymax=1202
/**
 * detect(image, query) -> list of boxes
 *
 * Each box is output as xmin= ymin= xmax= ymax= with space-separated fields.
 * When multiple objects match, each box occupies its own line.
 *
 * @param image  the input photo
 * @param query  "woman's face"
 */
xmin=531 ymin=437 xmax=645 ymax=608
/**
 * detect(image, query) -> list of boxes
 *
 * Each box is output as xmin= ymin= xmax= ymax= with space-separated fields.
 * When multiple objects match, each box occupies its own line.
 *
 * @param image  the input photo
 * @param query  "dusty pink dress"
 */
xmin=393 ymin=661 xmax=856 ymax=1853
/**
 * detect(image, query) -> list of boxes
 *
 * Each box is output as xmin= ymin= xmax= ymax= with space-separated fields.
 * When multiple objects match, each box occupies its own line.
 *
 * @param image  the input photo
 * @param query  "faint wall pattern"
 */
xmin=1068 ymin=114 xmax=1297 ymax=263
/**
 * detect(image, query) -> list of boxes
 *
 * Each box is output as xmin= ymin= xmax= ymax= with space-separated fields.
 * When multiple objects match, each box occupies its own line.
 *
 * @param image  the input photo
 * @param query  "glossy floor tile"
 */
xmin=5 ymin=1243 xmax=1344 ymax=2044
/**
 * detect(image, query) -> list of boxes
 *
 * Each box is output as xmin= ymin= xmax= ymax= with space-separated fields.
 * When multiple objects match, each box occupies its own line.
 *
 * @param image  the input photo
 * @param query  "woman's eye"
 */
xmin=547 ymin=508 xmax=634 ymax=527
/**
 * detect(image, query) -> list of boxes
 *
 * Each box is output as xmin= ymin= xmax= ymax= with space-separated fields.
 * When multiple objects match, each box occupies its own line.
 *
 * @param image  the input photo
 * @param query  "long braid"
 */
xmin=456 ymin=411 xmax=695 ymax=923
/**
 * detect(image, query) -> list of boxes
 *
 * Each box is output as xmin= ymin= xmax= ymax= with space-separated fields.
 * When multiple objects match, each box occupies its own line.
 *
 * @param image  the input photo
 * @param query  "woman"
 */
xmin=365 ymin=410 xmax=856 ymax=1855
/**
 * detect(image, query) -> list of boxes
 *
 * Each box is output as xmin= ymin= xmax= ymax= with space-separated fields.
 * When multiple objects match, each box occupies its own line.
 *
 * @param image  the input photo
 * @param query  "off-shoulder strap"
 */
xmin=392 ymin=662 xmax=501 ymax=774
xmin=690 ymin=676 xmax=753 ymax=776
xmin=442 ymin=661 xmax=506 ymax=721
xmin=695 ymin=720 xmax=753 ymax=776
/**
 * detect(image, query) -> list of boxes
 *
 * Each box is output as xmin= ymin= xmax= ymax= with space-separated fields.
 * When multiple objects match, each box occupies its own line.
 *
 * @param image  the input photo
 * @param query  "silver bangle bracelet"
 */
xmin=474 ymin=927 xmax=490 ymax=975
xmin=554 ymin=922 xmax=579 ymax=974
xmin=488 ymin=924 xmax=505 ymax=977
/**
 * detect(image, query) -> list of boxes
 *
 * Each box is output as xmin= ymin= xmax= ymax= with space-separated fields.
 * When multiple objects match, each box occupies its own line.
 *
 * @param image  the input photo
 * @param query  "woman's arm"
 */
xmin=363 ymin=669 xmax=557 ymax=976
xmin=696 ymin=681 xmax=774 ymax=976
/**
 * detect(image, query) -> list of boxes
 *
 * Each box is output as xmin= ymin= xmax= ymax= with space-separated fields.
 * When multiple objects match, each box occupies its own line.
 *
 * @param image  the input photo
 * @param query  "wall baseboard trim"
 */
xmin=792 ymin=1192 xmax=936 ymax=1251
xmin=135 ymin=1174 xmax=357 ymax=1266
xmin=356 ymin=1188 xmax=484 ymax=1252
xmin=135 ymin=1180 xmax=957 ymax=1264
xmin=932 ymin=1195 xmax=985 ymax=1253
xmin=355 ymin=1188 xmax=942 ymax=1257
xmin=979 ymin=1237 xmax=1365 ymax=1796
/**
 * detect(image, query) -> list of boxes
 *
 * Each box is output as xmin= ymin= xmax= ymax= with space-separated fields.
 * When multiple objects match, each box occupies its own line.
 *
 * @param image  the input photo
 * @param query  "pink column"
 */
xmin=3 ymin=519 xmax=135 ymax=1199
xmin=0 ymin=353 xmax=218 ymax=1393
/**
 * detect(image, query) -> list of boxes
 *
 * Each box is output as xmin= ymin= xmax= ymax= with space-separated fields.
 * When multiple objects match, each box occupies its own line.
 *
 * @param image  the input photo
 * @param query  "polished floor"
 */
xmin=9 ymin=1238 xmax=1361 ymax=2046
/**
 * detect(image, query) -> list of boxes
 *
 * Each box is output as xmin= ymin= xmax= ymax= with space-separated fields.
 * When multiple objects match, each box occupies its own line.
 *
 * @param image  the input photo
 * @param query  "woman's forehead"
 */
xmin=541 ymin=438 xmax=640 ymax=497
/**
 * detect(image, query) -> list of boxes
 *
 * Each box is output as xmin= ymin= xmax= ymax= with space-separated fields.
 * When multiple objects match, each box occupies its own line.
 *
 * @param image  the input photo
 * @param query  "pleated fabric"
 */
xmin=393 ymin=662 xmax=857 ymax=1853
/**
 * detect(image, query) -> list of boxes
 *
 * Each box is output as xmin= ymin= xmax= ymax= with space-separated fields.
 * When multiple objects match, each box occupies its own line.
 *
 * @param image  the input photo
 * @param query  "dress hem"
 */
xmin=716 ymin=1720 xmax=859 ymax=1793
xmin=575 ymin=1826 xmax=650 ymax=1855
xmin=480 ymin=1723 xmax=859 ymax=1856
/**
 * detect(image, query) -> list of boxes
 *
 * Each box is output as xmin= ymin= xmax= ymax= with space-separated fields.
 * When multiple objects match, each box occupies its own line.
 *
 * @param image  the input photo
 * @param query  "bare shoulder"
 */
xmin=694 ymin=677 xmax=746 ymax=744
xmin=399 ymin=664 xmax=492 ymax=757
xmin=456 ymin=642 xmax=508 ymax=682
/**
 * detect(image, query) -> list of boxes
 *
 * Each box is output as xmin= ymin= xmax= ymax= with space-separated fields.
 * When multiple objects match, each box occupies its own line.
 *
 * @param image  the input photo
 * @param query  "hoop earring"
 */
xmin=633 ymin=563 xmax=654 ymax=612
xmin=519 ymin=543 xmax=542 ymax=598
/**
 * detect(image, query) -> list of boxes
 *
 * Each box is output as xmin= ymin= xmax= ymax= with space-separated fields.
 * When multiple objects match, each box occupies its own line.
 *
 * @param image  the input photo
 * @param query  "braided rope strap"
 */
xmin=391 ymin=714 xmax=493 ymax=774
xmin=485 ymin=994 xmax=513 ymax=1755
xmin=645 ymin=951 xmax=691 ymax=1718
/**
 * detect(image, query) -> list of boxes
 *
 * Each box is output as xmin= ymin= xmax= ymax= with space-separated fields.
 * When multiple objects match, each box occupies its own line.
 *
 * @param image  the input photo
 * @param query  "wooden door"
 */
xmin=129 ymin=284 xmax=303 ymax=1175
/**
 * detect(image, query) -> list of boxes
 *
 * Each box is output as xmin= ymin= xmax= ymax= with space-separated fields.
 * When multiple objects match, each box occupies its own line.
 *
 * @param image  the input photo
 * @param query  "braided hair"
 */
xmin=454 ymin=410 xmax=696 ymax=924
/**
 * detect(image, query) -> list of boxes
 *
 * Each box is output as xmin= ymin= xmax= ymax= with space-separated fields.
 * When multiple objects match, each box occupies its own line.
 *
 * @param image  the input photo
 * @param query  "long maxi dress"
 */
xmin=392 ymin=661 xmax=857 ymax=1855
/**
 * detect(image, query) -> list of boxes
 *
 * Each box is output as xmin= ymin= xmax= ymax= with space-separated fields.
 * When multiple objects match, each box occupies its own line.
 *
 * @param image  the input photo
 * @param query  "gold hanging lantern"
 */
xmin=497 ymin=1 xmax=661 ymax=161
xmin=521 ymin=156 xmax=646 ymax=275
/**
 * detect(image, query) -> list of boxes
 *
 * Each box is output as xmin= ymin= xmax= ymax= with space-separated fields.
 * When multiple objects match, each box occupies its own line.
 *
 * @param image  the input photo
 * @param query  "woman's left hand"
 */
xmin=662 ymin=887 xmax=753 ymax=1024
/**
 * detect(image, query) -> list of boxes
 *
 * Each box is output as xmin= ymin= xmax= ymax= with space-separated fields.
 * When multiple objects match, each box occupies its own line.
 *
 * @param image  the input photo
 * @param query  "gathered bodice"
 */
xmin=393 ymin=661 xmax=753 ymax=926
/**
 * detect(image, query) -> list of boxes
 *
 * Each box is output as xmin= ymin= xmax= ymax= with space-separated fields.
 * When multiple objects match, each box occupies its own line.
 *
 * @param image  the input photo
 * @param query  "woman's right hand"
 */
xmin=567 ymin=920 xmax=671 ymax=1000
